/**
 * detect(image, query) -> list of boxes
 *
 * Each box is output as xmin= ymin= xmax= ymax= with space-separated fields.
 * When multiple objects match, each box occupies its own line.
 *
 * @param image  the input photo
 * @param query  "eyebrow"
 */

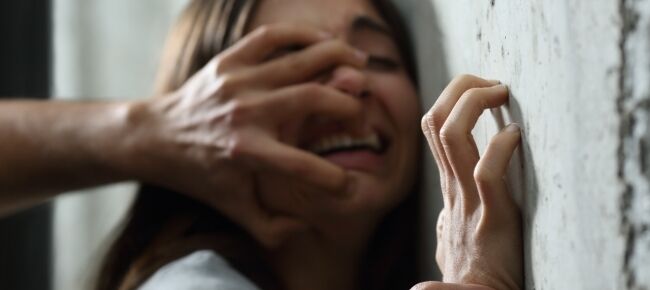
xmin=350 ymin=15 xmax=393 ymax=38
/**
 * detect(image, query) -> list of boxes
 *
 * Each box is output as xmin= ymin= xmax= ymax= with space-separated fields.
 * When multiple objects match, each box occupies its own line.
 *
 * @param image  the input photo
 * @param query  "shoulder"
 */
xmin=138 ymin=250 xmax=261 ymax=290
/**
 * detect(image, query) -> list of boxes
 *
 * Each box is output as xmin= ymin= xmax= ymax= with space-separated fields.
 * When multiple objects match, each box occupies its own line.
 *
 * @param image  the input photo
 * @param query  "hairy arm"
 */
xmin=0 ymin=100 xmax=134 ymax=215
xmin=0 ymin=26 xmax=368 ymax=249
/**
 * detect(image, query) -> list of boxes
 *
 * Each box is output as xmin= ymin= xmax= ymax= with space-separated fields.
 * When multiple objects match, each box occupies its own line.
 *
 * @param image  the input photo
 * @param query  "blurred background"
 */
xmin=52 ymin=0 xmax=186 ymax=289
xmin=1 ymin=1 xmax=188 ymax=289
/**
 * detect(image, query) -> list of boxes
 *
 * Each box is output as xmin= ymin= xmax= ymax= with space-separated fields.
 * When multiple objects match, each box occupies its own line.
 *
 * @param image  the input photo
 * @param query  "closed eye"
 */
xmin=367 ymin=55 xmax=400 ymax=72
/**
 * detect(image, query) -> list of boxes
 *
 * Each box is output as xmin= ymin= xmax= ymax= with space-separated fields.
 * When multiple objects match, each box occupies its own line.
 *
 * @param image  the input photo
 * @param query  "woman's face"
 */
xmin=251 ymin=0 xmax=420 ymax=220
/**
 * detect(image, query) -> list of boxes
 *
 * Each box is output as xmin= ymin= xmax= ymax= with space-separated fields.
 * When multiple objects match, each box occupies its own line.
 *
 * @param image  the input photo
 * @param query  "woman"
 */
xmin=93 ymin=0 xmax=524 ymax=290
xmin=0 ymin=0 xmax=522 ymax=289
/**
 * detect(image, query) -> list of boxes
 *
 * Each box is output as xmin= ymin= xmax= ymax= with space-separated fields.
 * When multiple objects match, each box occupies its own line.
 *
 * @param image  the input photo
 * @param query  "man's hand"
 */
xmin=120 ymin=24 xmax=369 ymax=248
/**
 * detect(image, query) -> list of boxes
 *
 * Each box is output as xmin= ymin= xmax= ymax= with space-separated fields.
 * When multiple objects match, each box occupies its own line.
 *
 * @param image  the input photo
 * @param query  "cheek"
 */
xmin=369 ymin=74 xmax=421 ymax=198
xmin=372 ymin=74 xmax=421 ymax=137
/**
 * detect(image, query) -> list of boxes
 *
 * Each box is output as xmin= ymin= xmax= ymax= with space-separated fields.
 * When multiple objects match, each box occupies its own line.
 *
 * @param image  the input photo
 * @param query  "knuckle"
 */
xmin=226 ymin=100 xmax=255 ymax=126
xmin=473 ymin=163 xmax=498 ymax=186
xmin=463 ymin=87 xmax=483 ymax=100
xmin=225 ymin=132 xmax=250 ymax=159
xmin=438 ymin=124 xmax=462 ymax=146
xmin=324 ymin=40 xmax=349 ymax=58
xmin=218 ymin=73 xmax=243 ymax=96
xmin=462 ymin=87 xmax=488 ymax=108
xmin=429 ymin=106 xmax=448 ymax=134
xmin=420 ymin=114 xmax=431 ymax=134
xmin=451 ymin=73 xmax=481 ymax=86
xmin=253 ymin=25 xmax=278 ymax=43
xmin=212 ymin=56 xmax=232 ymax=75
xmin=420 ymin=112 xmax=439 ymax=136
xmin=298 ymin=83 xmax=324 ymax=96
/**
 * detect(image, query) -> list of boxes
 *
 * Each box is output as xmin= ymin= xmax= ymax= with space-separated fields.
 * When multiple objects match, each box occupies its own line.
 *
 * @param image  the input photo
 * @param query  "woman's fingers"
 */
xmin=422 ymin=75 xmax=500 ymax=204
xmin=440 ymin=84 xmax=510 ymax=207
xmin=428 ymin=75 xmax=524 ymax=290
xmin=220 ymin=24 xmax=331 ymax=66
xmin=474 ymin=123 xmax=521 ymax=214
xmin=250 ymin=40 xmax=368 ymax=88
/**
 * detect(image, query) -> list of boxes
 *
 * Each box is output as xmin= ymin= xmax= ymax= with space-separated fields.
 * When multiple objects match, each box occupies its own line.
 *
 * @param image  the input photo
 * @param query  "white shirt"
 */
xmin=138 ymin=250 xmax=261 ymax=290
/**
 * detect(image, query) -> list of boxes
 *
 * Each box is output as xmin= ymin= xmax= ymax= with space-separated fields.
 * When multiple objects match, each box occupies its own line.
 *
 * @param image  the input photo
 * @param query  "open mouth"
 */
xmin=306 ymin=132 xmax=388 ymax=156
xmin=298 ymin=122 xmax=391 ymax=174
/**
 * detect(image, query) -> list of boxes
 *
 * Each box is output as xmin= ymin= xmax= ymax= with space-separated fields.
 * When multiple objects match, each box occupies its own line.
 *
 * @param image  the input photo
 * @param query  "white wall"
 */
xmin=53 ymin=1 xmax=187 ymax=290
xmin=402 ymin=0 xmax=650 ymax=289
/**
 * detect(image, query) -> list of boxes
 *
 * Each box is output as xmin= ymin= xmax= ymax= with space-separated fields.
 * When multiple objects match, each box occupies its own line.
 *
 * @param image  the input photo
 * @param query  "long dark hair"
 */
xmin=95 ymin=1 xmax=421 ymax=290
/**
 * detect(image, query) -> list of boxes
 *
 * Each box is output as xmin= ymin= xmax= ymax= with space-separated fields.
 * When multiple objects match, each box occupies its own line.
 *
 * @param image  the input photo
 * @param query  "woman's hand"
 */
xmin=415 ymin=75 xmax=523 ymax=290
xmin=117 ymin=24 xmax=368 ymax=248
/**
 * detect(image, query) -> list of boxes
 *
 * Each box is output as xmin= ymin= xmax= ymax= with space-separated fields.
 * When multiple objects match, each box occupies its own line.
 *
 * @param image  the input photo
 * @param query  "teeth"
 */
xmin=308 ymin=133 xmax=383 ymax=155
xmin=369 ymin=134 xmax=380 ymax=149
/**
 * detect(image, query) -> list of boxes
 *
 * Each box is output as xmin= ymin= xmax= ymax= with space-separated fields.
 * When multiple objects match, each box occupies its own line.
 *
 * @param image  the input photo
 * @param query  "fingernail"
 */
xmin=318 ymin=31 xmax=333 ymax=40
xmin=355 ymin=49 xmax=368 ymax=62
xmin=487 ymin=79 xmax=502 ymax=85
xmin=505 ymin=123 xmax=521 ymax=133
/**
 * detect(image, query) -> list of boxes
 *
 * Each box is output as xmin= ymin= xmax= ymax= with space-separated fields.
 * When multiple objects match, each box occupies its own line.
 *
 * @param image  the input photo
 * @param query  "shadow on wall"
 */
xmin=505 ymin=96 xmax=540 ymax=288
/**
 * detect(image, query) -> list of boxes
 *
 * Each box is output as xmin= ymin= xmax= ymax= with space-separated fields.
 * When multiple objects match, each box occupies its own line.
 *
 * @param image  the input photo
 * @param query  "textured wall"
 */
xmin=401 ymin=0 xmax=650 ymax=289
xmin=620 ymin=1 xmax=650 ymax=288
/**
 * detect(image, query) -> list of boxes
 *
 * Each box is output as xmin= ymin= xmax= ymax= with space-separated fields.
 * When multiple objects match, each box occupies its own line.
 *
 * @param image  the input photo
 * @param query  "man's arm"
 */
xmin=0 ymin=100 xmax=134 ymax=216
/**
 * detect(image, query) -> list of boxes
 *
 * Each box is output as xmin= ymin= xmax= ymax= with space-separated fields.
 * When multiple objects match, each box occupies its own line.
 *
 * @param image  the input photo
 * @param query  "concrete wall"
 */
xmin=401 ymin=0 xmax=650 ymax=289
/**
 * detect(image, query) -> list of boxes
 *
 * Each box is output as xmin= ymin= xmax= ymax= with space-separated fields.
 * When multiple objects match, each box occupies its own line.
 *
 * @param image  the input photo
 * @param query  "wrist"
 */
xmin=90 ymin=100 xmax=152 ymax=182
xmin=104 ymin=98 xmax=178 ymax=187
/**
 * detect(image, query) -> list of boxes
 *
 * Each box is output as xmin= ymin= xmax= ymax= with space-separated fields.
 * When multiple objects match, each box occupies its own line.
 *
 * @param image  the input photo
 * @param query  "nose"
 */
xmin=325 ymin=65 xmax=369 ymax=98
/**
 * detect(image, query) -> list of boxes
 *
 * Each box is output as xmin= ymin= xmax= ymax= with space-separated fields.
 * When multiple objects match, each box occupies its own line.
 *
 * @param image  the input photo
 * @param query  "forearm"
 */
xmin=0 ymin=99 xmax=137 ymax=215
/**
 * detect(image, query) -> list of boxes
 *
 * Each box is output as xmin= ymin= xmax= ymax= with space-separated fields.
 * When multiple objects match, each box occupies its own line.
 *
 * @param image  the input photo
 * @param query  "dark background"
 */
xmin=0 ymin=1 xmax=53 ymax=290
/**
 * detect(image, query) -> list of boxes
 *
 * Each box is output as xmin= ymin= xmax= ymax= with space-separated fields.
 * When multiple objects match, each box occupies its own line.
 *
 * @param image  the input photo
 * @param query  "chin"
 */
xmin=333 ymin=170 xmax=413 ymax=220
